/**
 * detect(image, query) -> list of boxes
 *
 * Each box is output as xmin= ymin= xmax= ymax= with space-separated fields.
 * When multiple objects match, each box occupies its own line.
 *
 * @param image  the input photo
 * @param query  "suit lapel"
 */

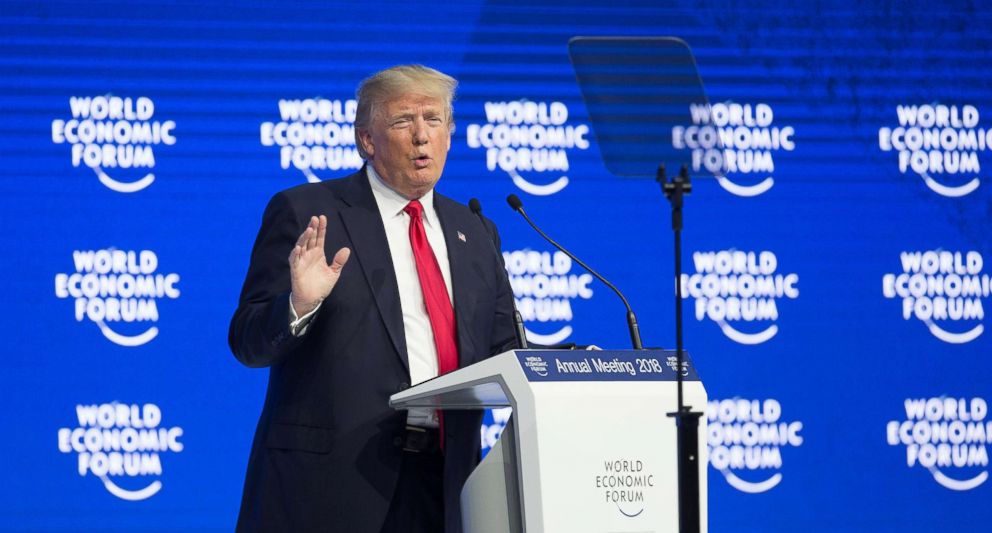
xmin=434 ymin=194 xmax=480 ymax=366
xmin=337 ymin=169 xmax=409 ymax=372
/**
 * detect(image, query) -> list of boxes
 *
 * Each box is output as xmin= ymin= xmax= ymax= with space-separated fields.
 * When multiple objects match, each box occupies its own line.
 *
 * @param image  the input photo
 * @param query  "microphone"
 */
xmin=469 ymin=198 xmax=530 ymax=350
xmin=468 ymin=198 xmax=483 ymax=217
xmin=505 ymin=194 xmax=644 ymax=350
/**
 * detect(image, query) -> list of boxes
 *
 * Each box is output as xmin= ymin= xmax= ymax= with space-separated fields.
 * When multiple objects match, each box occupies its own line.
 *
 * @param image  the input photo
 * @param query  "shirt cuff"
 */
xmin=289 ymin=294 xmax=322 ymax=337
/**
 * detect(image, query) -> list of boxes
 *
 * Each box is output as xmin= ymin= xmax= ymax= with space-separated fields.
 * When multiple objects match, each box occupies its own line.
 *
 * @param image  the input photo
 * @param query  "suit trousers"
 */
xmin=380 ymin=449 xmax=445 ymax=533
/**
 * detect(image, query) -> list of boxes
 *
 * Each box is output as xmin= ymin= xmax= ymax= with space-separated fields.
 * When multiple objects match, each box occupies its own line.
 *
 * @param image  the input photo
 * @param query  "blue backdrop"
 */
xmin=1 ymin=0 xmax=990 ymax=531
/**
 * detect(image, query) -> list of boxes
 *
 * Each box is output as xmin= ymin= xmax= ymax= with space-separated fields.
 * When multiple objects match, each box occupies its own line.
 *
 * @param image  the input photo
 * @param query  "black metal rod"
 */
xmin=676 ymin=411 xmax=702 ymax=533
xmin=675 ymin=220 xmax=684 ymax=411
xmin=660 ymin=164 xmax=701 ymax=533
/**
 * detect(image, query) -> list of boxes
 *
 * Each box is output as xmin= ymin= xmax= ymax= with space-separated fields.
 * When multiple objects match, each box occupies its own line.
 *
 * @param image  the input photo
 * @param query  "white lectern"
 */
xmin=390 ymin=349 xmax=707 ymax=533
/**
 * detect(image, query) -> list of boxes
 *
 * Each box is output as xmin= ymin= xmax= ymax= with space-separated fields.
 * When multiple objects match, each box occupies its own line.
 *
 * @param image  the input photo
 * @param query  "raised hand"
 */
xmin=289 ymin=215 xmax=351 ymax=316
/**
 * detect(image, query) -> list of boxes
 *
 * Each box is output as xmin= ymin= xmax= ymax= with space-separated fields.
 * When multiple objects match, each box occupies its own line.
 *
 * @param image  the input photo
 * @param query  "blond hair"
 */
xmin=354 ymin=64 xmax=457 ymax=159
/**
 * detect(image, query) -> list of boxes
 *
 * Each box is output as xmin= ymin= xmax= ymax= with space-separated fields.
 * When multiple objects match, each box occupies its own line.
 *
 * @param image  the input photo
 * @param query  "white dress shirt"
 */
xmin=290 ymin=166 xmax=453 ymax=427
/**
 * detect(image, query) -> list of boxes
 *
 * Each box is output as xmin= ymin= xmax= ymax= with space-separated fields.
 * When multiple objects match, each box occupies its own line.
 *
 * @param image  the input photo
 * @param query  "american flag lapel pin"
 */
xmin=457 ymin=231 xmax=467 ymax=242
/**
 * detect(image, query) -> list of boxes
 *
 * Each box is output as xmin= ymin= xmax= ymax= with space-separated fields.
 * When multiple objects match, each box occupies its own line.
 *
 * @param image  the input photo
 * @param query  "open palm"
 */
xmin=289 ymin=215 xmax=351 ymax=316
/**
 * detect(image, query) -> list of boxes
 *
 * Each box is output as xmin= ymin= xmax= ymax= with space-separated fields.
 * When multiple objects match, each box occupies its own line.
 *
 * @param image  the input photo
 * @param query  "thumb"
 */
xmin=330 ymin=247 xmax=351 ymax=273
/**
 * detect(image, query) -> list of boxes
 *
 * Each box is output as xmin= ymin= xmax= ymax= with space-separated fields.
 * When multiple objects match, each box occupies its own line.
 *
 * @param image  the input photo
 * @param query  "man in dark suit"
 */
xmin=229 ymin=65 xmax=517 ymax=532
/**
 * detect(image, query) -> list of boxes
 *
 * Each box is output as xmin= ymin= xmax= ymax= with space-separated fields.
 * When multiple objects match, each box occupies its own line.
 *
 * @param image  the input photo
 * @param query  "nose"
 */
xmin=412 ymin=118 xmax=429 ymax=145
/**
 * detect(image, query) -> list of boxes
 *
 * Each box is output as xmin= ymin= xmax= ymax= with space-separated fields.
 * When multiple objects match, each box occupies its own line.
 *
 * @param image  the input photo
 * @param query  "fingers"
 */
xmin=330 ymin=247 xmax=351 ymax=273
xmin=306 ymin=216 xmax=318 ymax=250
xmin=295 ymin=223 xmax=312 ymax=250
xmin=316 ymin=215 xmax=327 ymax=251
xmin=295 ymin=216 xmax=326 ymax=254
xmin=293 ymin=216 xmax=331 ymax=268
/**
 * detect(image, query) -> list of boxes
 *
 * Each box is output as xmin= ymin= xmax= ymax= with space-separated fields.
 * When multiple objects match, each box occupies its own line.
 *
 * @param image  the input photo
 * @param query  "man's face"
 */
xmin=359 ymin=93 xmax=452 ymax=200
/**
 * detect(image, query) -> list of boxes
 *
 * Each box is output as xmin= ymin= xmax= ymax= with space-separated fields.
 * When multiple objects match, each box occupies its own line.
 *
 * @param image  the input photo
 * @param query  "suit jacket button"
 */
xmin=393 ymin=435 xmax=404 ymax=447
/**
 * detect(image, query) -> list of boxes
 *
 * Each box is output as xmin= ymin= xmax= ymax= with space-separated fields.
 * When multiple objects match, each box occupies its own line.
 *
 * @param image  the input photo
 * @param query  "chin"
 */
xmin=412 ymin=172 xmax=441 ymax=187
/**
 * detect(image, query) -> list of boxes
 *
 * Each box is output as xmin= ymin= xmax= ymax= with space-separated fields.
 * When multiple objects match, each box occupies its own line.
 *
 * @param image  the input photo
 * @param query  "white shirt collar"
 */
xmin=367 ymin=164 xmax=439 ymax=229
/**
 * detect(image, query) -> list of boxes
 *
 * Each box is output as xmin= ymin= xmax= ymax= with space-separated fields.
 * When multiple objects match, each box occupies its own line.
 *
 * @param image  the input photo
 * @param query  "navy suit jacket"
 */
xmin=229 ymin=168 xmax=517 ymax=532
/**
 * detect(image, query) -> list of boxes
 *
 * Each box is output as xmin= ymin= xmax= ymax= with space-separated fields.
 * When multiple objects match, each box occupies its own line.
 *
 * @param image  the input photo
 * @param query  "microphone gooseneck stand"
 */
xmin=506 ymin=194 xmax=643 ymax=350
xmin=469 ymin=198 xmax=529 ymax=349
xmin=660 ymin=164 xmax=703 ymax=533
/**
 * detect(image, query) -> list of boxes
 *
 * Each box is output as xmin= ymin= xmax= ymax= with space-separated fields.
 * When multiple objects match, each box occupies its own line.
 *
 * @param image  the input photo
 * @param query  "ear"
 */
xmin=357 ymin=128 xmax=375 ymax=158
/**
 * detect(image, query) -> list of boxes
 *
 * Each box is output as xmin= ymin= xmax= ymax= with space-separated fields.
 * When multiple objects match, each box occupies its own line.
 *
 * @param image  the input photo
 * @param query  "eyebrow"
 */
xmin=388 ymin=109 xmax=444 ymax=122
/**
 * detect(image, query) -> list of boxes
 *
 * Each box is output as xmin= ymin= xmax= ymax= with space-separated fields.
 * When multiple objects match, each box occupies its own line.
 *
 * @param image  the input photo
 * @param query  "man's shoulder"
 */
xmin=433 ymin=191 xmax=473 ymax=216
xmin=433 ymin=191 xmax=501 ymax=238
xmin=267 ymin=170 xmax=365 ymax=210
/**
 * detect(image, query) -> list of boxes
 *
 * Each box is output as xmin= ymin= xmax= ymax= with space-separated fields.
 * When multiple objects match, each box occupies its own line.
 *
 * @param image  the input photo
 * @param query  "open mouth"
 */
xmin=413 ymin=155 xmax=432 ymax=168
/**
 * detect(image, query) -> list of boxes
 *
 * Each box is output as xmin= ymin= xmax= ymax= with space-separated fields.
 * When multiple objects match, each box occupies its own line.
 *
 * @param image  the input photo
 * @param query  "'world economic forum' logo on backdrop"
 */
xmin=707 ymin=398 xmax=803 ymax=493
xmin=51 ymin=96 xmax=175 ymax=193
xmin=886 ymin=397 xmax=990 ymax=491
xmin=57 ymin=402 xmax=184 ymax=501
xmin=260 ymin=98 xmax=363 ymax=182
xmin=466 ymin=100 xmax=589 ymax=196
xmin=882 ymin=250 xmax=989 ymax=343
xmin=878 ymin=104 xmax=985 ymax=197
xmin=680 ymin=250 xmax=799 ymax=344
xmin=54 ymin=249 xmax=180 ymax=347
xmin=504 ymin=249 xmax=594 ymax=345
xmin=672 ymin=102 xmax=795 ymax=197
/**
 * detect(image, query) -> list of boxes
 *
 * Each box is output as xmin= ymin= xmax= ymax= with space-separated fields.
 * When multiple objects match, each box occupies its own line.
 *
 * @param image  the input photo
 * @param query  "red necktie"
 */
xmin=404 ymin=200 xmax=459 ymax=445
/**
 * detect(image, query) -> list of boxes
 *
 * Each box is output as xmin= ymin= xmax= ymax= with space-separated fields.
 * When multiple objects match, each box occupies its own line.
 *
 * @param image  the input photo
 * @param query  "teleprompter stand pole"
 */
xmin=660 ymin=164 xmax=703 ymax=533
